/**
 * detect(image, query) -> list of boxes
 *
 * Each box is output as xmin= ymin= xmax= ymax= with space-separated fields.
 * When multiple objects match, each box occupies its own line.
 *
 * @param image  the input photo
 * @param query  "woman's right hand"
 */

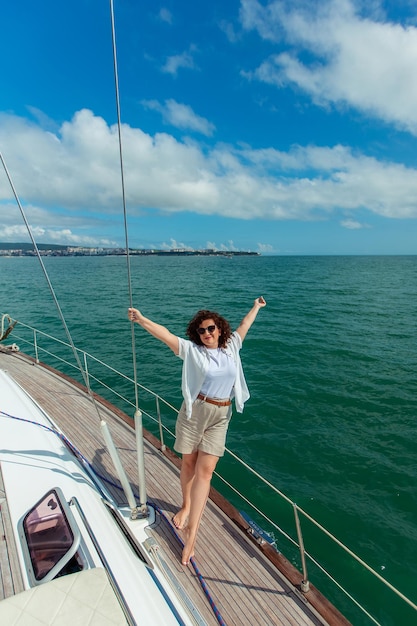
xmin=127 ymin=307 xmax=179 ymax=354
xmin=128 ymin=307 xmax=141 ymax=323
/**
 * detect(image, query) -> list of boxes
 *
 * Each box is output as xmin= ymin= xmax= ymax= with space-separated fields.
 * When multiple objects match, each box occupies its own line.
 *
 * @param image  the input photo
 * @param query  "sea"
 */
xmin=1 ymin=253 xmax=416 ymax=626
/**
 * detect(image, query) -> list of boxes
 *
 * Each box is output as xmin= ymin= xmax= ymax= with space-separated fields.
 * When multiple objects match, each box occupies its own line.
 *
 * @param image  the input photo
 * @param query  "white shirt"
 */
xmin=177 ymin=331 xmax=250 ymax=419
xmin=199 ymin=348 xmax=236 ymax=399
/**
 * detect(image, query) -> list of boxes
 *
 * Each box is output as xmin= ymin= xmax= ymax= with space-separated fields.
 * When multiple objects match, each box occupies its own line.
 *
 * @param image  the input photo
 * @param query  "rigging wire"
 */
xmin=0 ymin=1 xmax=147 ymax=515
xmin=109 ymin=0 xmax=140 ymax=413
xmin=110 ymin=0 xmax=139 ymax=410
xmin=0 ymin=148 xmax=140 ymax=512
xmin=109 ymin=0 xmax=147 ymax=513
xmin=0 ymin=152 xmax=103 ymax=426
xmin=0 ymin=3 xmax=145 ymax=512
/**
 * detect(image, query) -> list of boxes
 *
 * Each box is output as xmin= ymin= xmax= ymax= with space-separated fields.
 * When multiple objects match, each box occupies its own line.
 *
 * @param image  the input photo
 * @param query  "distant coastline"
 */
xmin=0 ymin=242 xmax=260 ymax=257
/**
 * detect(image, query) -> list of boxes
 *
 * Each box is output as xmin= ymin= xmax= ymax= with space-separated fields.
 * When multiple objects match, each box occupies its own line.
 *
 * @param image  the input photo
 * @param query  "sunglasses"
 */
xmin=197 ymin=324 xmax=216 ymax=335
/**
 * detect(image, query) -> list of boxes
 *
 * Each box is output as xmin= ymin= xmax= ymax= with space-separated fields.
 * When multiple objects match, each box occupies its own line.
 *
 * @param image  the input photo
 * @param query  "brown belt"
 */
xmin=197 ymin=393 xmax=231 ymax=407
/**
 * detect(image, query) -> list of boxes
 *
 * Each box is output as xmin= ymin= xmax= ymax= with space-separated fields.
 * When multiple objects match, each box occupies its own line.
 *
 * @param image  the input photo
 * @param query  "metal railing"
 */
xmin=2 ymin=317 xmax=417 ymax=626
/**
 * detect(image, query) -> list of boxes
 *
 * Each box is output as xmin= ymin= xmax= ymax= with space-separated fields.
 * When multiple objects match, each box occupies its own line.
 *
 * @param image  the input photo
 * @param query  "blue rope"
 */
xmin=0 ymin=409 xmax=228 ymax=626
xmin=152 ymin=504 xmax=228 ymax=626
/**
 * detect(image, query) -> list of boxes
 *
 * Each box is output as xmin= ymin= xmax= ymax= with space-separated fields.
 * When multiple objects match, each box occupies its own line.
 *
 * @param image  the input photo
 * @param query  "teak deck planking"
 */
xmin=0 ymin=350 xmax=350 ymax=626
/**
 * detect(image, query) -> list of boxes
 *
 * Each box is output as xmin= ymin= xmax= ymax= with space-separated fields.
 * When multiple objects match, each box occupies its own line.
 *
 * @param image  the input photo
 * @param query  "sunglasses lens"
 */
xmin=198 ymin=325 xmax=216 ymax=335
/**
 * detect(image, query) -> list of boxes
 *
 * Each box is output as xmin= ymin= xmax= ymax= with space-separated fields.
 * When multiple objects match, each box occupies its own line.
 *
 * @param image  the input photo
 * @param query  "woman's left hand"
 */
xmin=255 ymin=296 xmax=266 ymax=307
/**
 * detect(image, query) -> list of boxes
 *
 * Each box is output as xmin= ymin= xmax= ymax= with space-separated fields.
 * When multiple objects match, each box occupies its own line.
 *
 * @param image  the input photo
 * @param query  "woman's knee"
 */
xmin=195 ymin=453 xmax=218 ymax=481
xmin=182 ymin=452 xmax=198 ymax=473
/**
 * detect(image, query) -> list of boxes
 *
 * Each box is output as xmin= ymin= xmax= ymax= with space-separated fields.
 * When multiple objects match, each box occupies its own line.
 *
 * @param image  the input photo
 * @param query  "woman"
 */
xmin=128 ymin=296 xmax=266 ymax=565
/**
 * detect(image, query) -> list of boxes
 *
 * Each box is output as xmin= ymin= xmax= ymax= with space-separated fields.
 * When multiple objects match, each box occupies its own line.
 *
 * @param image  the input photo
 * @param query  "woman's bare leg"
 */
xmin=182 ymin=451 xmax=219 ymax=565
xmin=172 ymin=451 xmax=198 ymax=529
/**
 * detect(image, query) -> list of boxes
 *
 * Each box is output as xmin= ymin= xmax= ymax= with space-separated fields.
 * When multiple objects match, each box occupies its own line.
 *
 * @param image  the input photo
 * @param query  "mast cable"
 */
xmin=1 ymin=0 xmax=150 ymax=523
xmin=0 ymin=153 xmax=100 ymax=423
xmin=109 ymin=0 xmax=138 ymax=411
xmin=0 ymin=6 xmax=144 ymax=511
xmin=109 ymin=0 xmax=148 ymax=513
xmin=0 ymin=149 xmax=140 ymax=514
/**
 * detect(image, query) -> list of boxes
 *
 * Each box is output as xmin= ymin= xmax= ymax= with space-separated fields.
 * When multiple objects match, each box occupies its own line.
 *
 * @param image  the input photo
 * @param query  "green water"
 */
xmin=1 ymin=254 xmax=416 ymax=625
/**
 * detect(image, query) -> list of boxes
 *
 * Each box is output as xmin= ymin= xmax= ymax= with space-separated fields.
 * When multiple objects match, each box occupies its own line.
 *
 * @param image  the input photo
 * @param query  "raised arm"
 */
xmin=128 ymin=308 xmax=179 ymax=355
xmin=235 ymin=296 xmax=266 ymax=342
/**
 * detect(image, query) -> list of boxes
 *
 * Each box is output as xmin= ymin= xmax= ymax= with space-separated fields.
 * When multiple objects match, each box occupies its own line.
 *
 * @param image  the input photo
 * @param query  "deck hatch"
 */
xmin=19 ymin=487 xmax=82 ymax=585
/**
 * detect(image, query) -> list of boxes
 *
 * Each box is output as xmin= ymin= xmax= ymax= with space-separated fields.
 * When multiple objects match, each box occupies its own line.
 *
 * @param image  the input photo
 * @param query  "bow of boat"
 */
xmin=0 ymin=347 xmax=349 ymax=626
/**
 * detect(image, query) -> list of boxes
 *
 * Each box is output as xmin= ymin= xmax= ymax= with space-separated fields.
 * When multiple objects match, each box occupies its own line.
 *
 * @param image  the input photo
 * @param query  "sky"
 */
xmin=1 ymin=0 xmax=417 ymax=255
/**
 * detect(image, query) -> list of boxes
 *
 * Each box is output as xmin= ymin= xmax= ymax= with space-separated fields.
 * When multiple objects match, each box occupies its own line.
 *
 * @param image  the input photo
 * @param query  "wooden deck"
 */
xmin=0 ymin=464 xmax=24 ymax=599
xmin=0 ymin=350 xmax=351 ymax=626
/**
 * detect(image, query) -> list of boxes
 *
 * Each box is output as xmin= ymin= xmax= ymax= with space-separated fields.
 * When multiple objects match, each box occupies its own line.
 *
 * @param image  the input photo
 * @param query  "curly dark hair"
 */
xmin=186 ymin=310 xmax=232 ymax=348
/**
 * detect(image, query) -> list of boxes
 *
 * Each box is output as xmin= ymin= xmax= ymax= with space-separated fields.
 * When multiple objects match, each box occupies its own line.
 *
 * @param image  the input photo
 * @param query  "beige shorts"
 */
xmin=174 ymin=399 xmax=231 ymax=457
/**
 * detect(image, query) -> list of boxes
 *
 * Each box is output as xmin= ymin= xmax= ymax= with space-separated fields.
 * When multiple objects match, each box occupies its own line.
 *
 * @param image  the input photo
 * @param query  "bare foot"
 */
xmin=181 ymin=529 xmax=196 ymax=566
xmin=172 ymin=508 xmax=189 ymax=530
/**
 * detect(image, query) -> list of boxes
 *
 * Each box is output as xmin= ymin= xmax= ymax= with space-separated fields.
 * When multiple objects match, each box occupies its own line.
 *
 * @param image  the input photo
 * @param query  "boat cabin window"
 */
xmin=21 ymin=488 xmax=83 ymax=583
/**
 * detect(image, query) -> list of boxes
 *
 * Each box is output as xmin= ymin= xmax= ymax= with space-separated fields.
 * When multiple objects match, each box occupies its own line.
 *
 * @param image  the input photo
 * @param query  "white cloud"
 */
xmin=219 ymin=20 xmax=241 ymax=43
xmin=161 ymin=238 xmax=193 ymax=250
xmin=142 ymin=99 xmax=215 ymax=136
xmin=161 ymin=48 xmax=197 ymax=76
xmin=2 ymin=108 xmax=417 ymax=240
xmin=220 ymin=240 xmax=238 ymax=251
xmin=0 ymin=224 xmax=39 ymax=241
xmin=43 ymin=229 xmax=117 ymax=246
xmin=257 ymin=242 xmax=275 ymax=252
xmin=0 ymin=223 xmax=116 ymax=246
xmin=340 ymin=218 xmax=370 ymax=229
xmin=240 ymin=0 xmax=417 ymax=135
xmin=26 ymin=106 xmax=59 ymax=132
xmin=159 ymin=8 xmax=172 ymax=24
xmin=205 ymin=240 xmax=239 ymax=251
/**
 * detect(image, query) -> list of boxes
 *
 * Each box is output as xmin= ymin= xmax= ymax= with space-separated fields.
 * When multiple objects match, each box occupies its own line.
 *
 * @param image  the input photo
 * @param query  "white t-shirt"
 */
xmin=199 ymin=348 xmax=237 ymax=399
xmin=177 ymin=331 xmax=250 ymax=419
